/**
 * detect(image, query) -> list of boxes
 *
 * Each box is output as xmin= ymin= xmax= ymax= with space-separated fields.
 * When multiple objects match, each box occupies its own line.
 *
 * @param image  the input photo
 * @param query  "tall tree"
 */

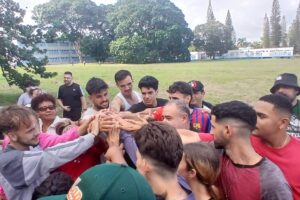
xmin=33 ymin=0 xmax=112 ymax=63
xmin=288 ymin=2 xmax=300 ymax=53
xmin=270 ymin=0 xmax=281 ymax=47
xmin=194 ymin=21 xmax=227 ymax=59
xmin=108 ymin=0 xmax=193 ymax=63
xmin=224 ymin=10 xmax=236 ymax=50
xmin=236 ymin=38 xmax=250 ymax=48
xmin=207 ymin=0 xmax=215 ymax=22
xmin=0 ymin=0 xmax=56 ymax=89
xmin=281 ymin=16 xmax=287 ymax=47
xmin=262 ymin=13 xmax=270 ymax=48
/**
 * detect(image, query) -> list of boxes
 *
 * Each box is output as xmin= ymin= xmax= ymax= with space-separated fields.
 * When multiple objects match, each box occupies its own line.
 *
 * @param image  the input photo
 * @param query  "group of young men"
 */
xmin=0 ymin=70 xmax=300 ymax=200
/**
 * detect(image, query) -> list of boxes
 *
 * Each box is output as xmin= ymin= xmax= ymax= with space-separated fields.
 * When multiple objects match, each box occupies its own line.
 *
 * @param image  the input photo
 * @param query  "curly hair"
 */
xmin=31 ymin=93 xmax=56 ymax=111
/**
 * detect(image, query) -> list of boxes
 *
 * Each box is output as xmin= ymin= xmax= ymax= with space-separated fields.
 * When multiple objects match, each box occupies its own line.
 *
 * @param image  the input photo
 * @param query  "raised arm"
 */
xmin=110 ymin=96 xmax=123 ymax=113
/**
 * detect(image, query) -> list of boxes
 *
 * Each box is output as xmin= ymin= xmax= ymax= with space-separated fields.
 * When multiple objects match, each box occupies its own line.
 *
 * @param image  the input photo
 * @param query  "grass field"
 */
xmin=1 ymin=58 xmax=300 ymax=106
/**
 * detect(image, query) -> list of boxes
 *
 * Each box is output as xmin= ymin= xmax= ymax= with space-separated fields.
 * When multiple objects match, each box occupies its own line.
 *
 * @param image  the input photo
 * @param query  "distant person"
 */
xmin=270 ymin=73 xmax=300 ymax=137
xmin=57 ymin=71 xmax=87 ymax=121
xmin=178 ymin=142 xmax=221 ymax=200
xmin=188 ymin=80 xmax=213 ymax=112
xmin=252 ymin=94 xmax=300 ymax=199
xmin=128 ymin=75 xmax=168 ymax=113
xmin=211 ymin=101 xmax=292 ymax=199
xmin=17 ymin=80 xmax=38 ymax=106
xmin=38 ymin=163 xmax=155 ymax=200
xmin=110 ymin=70 xmax=142 ymax=112
xmin=24 ymin=87 xmax=43 ymax=108
xmin=82 ymin=77 xmax=110 ymax=119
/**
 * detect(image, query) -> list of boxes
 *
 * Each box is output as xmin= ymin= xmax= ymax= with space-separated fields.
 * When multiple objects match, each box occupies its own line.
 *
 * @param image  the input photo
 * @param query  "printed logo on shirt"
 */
xmin=193 ymin=123 xmax=201 ymax=131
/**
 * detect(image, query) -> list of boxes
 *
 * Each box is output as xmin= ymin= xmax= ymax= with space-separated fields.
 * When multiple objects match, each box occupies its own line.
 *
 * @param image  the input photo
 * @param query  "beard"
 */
xmin=214 ymin=141 xmax=225 ymax=149
xmin=277 ymin=92 xmax=296 ymax=103
xmin=95 ymin=102 xmax=109 ymax=110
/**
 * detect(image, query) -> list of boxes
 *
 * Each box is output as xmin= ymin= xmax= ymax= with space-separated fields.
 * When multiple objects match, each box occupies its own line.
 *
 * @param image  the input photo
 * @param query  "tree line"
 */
xmin=262 ymin=0 xmax=300 ymax=53
xmin=1 ymin=0 xmax=299 ymax=89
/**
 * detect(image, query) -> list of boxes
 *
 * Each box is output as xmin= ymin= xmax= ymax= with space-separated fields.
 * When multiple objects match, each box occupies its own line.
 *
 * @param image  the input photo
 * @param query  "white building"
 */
xmin=191 ymin=47 xmax=294 ymax=61
xmin=36 ymin=42 xmax=95 ymax=64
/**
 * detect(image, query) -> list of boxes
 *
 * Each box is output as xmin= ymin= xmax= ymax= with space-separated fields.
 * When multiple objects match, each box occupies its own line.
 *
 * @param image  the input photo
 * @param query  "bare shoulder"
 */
xmin=110 ymin=96 xmax=124 ymax=112
xmin=177 ymin=129 xmax=201 ymax=144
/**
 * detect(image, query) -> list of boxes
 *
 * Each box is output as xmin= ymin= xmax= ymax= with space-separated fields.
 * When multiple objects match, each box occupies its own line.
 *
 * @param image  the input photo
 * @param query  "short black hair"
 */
xmin=85 ymin=77 xmax=108 ymax=95
xmin=167 ymin=81 xmax=193 ymax=97
xmin=211 ymin=101 xmax=257 ymax=131
xmin=31 ymin=93 xmax=56 ymax=111
xmin=114 ymin=70 xmax=132 ymax=83
xmin=64 ymin=71 xmax=72 ymax=76
xmin=138 ymin=76 xmax=159 ymax=90
xmin=259 ymin=94 xmax=293 ymax=115
xmin=134 ymin=122 xmax=183 ymax=175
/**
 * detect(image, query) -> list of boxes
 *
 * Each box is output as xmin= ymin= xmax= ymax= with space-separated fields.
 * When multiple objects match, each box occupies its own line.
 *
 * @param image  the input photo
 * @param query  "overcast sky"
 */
xmin=15 ymin=0 xmax=299 ymax=41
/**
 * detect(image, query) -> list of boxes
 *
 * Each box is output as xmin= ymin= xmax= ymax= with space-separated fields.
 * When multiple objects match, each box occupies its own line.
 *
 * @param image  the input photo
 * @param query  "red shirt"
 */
xmin=57 ymin=138 xmax=108 ymax=180
xmin=251 ymin=135 xmax=300 ymax=200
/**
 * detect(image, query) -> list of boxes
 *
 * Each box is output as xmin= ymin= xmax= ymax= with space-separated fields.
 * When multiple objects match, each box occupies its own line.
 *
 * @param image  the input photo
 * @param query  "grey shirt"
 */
xmin=0 ymin=134 xmax=95 ymax=200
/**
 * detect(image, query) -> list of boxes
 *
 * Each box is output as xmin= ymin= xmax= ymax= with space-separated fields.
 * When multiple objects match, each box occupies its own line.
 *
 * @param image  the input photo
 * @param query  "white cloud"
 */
xmin=15 ymin=0 xmax=299 ymax=41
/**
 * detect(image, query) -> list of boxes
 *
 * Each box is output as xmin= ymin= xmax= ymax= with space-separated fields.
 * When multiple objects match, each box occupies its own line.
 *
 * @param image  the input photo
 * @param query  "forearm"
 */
xmin=38 ymin=127 xmax=80 ymax=148
xmin=57 ymin=99 xmax=64 ymax=108
xmin=22 ymin=134 xmax=95 ymax=185
xmin=80 ymin=97 xmax=87 ymax=110
xmin=110 ymin=98 xmax=121 ymax=113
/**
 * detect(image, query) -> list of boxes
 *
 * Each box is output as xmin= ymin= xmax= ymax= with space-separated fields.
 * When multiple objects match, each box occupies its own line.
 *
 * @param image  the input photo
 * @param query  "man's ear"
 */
xmin=279 ymin=117 xmax=290 ymax=130
xmin=7 ymin=132 xmax=17 ymax=142
xmin=224 ymin=124 xmax=233 ymax=138
xmin=186 ymin=95 xmax=192 ymax=104
xmin=187 ymin=168 xmax=197 ymax=179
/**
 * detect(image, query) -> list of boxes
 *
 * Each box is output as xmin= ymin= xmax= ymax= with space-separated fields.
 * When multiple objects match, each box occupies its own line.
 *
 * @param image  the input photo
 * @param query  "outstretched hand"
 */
xmin=107 ymin=123 xmax=120 ymax=146
xmin=105 ymin=143 xmax=127 ymax=165
xmin=118 ymin=115 xmax=148 ymax=132
xmin=88 ymin=115 xmax=100 ymax=136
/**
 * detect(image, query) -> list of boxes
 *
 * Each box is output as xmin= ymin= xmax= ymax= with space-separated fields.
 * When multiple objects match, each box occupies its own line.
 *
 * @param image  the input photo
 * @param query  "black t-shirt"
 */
xmin=128 ymin=98 xmax=168 ymax=113
xmin=58 ymin=83 xmax=83 ymax=109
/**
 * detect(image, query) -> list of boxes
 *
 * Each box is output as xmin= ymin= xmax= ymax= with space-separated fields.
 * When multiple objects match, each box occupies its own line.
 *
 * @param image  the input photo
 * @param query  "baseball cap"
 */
xmin=189 ymin=80 xmax=204 ymax=92
xmin=39 ymin=163 xmax=155 ymax=200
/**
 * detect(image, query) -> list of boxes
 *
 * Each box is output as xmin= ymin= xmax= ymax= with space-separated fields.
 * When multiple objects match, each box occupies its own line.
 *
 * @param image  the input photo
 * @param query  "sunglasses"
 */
xmin=38 ymin=105 xmax=56 ymax=112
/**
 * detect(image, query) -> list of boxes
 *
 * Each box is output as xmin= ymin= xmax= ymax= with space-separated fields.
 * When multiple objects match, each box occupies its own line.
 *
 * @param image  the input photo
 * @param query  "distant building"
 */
xmin=35 ymin=42 xmax=95 ymax=65
xmin=191 ymin=47 xmax=294 ymax=61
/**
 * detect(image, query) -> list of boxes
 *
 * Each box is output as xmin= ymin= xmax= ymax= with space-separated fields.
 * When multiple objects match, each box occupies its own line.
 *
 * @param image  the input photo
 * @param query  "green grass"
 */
xmin=1 ymin=58 xmax=300 ymax=106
